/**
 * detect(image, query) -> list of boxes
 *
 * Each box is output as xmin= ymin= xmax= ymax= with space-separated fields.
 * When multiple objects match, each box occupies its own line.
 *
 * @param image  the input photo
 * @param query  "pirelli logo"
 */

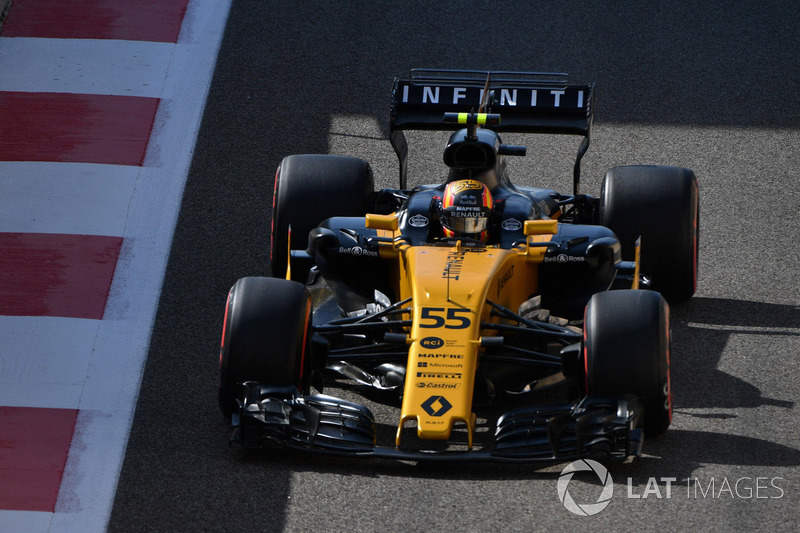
xmin=416 ymin=372 xmax=462 ymax=380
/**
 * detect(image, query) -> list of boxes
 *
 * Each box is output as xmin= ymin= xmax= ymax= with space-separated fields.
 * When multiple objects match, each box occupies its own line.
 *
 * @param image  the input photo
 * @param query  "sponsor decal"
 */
xmin=418 ymin=353 xmax=463 ymax=359
xmin=420 ymin=361 xmax=463 ymax=369
xmin=450 ymin=209 xmax=486 ymax=219
xmin=453 ymin=207 xmax=484 ymax=216
xmin=418 ymin=362 xmax=463 ymax=369
xmin=501 ymin=218 xmax=522 ymax=231
xmin=458 ymin=194 xmax=479 ymax=206
xmin=421 ymin=396 xmax=453 ymax=416
xmin=420 ymin=336 xmax=445 ymax=350
xmin=544 ymin=253 xmax=585 ymax=263
xmin=408 ymin=214 xmax=429 ymax=228
xmin=339 ymin=246 xmax=379 ymax=257
xmin=497 ymin=265 xmax=514 ymax=296
xmin=416 ymin=372 xmax=462 ymax=380
xmin=399 ymin=83 xmax=588 ymax=110
xmin=444 ymin=339 xmax=465 ymax=349
xmin=416 ymin=382 xmax=460 ymax=390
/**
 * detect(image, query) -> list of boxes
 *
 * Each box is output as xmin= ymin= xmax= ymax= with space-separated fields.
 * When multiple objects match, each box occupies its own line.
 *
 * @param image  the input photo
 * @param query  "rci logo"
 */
xmin=420 ymin=336 xmax=445 ymax=349
xmin=557 ymin=459 xmax=614 ymax=516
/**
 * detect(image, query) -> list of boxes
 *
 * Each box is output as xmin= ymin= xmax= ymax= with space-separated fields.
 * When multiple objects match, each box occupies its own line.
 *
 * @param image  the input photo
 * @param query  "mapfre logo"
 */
xmin=557 ymin=459 xmax=614 ymax=516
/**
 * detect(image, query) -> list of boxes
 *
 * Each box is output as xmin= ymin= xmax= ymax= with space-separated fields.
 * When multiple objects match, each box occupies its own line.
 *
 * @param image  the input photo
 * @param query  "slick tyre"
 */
xmin=600 ymin=165 xmax=699 ymax=301
xmin=584 ymin=290 xmax=672 ymax=436
xmin=218 ymin=277 xmax=312 ymax=419
xmin=270 ymin=154 xmax=374 ymax=281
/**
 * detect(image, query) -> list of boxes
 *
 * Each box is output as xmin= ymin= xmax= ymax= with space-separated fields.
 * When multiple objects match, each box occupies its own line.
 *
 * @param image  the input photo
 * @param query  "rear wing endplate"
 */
xmin=389 ymin=69 xmax=595 ymax=193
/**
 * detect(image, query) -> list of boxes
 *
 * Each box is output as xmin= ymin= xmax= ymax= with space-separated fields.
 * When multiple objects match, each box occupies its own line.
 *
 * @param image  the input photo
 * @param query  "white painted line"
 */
xmin=0 ymin=37 xmax=173 ymax=97
xmin=0 ymin=162 xmax=138 ymax=236
xmin=0 ymin=317 xmax=100 ymax=409
xmin=0 ymin=511 xmax=53 ymax=533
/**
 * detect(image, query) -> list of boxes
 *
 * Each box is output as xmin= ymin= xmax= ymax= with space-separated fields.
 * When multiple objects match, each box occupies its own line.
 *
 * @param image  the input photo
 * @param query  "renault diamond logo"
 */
xmin=421 ymin=395 xmax=452 ymax=417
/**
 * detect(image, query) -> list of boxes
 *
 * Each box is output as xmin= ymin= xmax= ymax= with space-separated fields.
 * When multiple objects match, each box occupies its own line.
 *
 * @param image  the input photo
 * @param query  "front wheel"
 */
xmin=601 ymin=165 xmax=699 ymax=302
xmin=270 ymin=154 xmax=373 ymax=281
xmin=218 ymin=277 xmax=312 ymax=419
xmin=584 ymin=290 xmax=672 ymax=436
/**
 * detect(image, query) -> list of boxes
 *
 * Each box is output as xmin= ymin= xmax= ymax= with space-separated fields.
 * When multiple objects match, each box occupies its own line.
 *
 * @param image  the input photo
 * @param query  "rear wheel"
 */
xmin=601 ymin=165 xmax=699 ymax=301
xmin=218 ymin=277 xmax=312 ymax=419
xmin=270 ymin=154 xmax=374 ymax=281
xmin=584 ymin=290 xmax=671 ymax=436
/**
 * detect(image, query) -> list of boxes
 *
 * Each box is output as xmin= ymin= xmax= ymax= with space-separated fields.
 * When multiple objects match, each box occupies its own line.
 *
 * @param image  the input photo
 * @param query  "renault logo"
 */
xmin=421 ymin=395 xmax=452 ymax=417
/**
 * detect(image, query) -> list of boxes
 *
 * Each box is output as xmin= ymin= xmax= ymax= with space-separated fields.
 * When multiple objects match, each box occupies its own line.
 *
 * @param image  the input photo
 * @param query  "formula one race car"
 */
xmin=218 ymin=70 xmax=699 ymax=462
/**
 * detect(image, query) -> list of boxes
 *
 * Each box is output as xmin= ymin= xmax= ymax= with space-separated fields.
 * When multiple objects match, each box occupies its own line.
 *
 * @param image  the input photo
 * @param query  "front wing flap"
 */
xmin=231 ymin=383 xmax=643 ymax=462
xmin=232 ymin=383 xmax=376 ymax=452
xmin=493 ymin=395 xmax=644 ymax=461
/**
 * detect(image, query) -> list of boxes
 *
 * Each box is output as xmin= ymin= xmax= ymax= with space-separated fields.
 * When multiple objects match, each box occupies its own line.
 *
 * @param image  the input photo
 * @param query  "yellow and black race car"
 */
xmin=218 ymin=70 xmax=699 ymax=462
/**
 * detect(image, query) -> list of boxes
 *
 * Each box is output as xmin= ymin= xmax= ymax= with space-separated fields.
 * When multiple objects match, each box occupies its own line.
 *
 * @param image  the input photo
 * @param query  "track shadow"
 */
xmin=669 ymin=297 xmax=799 ymax=410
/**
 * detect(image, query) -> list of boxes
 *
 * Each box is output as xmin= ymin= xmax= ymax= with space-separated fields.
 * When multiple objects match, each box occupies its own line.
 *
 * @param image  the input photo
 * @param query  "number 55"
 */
xmin=419 ymin=307 xmax=472 ymax=329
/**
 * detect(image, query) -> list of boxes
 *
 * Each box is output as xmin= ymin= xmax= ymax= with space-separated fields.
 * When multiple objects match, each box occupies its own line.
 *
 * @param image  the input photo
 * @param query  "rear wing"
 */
xmin=389 ymin=69 xmax=595 ymax=193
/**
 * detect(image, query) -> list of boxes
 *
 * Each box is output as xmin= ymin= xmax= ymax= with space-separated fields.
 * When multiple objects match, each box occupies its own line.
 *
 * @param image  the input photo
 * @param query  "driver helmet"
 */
xmin=440 ymin=179 xmax=494 ymax=242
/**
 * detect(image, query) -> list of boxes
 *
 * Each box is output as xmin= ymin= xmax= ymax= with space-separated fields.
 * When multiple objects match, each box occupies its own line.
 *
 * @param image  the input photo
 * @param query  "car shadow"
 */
xmin=669 ymin=297 xmax=799 ymax=410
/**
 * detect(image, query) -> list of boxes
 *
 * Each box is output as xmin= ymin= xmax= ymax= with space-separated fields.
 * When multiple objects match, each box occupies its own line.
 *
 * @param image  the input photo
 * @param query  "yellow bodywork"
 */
xmin=367 ymin=215 xmax=556 ymax=447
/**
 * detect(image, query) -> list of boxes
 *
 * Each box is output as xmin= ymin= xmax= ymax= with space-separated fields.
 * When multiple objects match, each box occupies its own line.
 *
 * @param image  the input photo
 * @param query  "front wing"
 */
xmin=230 ymin=383 xmax=644 ymax=462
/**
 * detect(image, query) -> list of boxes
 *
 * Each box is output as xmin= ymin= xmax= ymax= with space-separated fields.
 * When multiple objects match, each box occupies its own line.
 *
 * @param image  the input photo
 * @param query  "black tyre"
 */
xmin=600 ymin=165 xmax=699 ymax=301
xmin=270 ymin=154 xmax=374 ymax=281
xmin=218 ymin=277 xmax=312 ymax=419
xmin=584 ymin=290 xmax=671 ymax=436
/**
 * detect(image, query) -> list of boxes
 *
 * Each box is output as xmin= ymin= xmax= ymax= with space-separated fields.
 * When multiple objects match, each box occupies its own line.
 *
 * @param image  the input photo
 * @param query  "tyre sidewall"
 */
xmin=601 ymin=165 xmax=699 ymax=301
xmin=270 ymin=154 xmax=374 ymax=279
xmin=218 ymin=277 xmax=312 ymax=417
xmin=584 ymin=290 xmax=672 ymax=435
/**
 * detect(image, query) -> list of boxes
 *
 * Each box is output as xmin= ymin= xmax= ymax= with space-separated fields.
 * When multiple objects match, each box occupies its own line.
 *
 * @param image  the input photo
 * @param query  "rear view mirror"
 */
xmin=365 ymin=213 xmax=399 ymax=231
xmin=524 ymin=220 xmax=558 ymax=236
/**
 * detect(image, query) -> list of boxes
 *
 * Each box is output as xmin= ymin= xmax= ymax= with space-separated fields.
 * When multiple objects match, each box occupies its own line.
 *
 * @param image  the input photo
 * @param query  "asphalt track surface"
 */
xmin=110 ymin=2 xmax=800 ymax=531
